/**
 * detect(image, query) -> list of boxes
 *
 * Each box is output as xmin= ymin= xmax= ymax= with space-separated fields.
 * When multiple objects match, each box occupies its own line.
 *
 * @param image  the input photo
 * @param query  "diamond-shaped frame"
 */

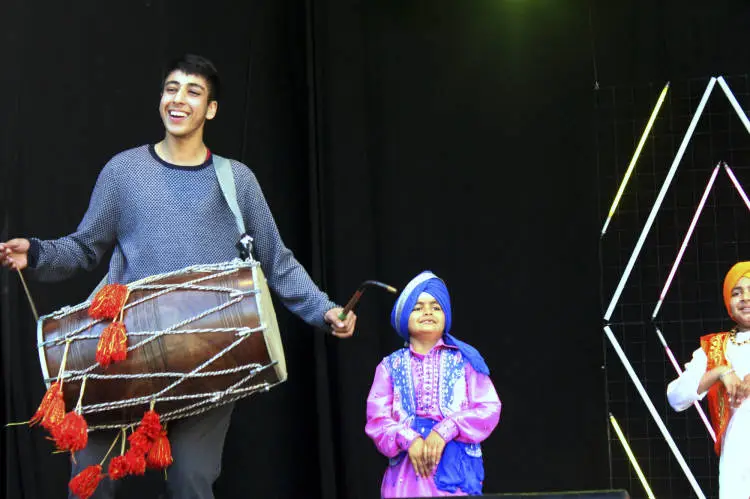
xmin=602 ymin=76 xmax=750 ymax=499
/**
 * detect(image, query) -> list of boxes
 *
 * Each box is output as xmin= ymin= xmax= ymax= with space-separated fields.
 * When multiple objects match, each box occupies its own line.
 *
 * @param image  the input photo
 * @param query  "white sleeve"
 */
xmin=667 ymin=348 xmax=709 ymax=412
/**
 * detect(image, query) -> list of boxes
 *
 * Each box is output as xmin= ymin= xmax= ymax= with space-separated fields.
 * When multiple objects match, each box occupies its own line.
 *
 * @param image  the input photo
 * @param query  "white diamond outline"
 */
xmin=653 ymin=163 xmax=750 ymax=319
xmin=604 ymin=75 xmax=750 ymax=499
xmin=604 ymin=77 xmax=717 ymax=321
xmin=604 ymin=325 xmax=706 ymax=499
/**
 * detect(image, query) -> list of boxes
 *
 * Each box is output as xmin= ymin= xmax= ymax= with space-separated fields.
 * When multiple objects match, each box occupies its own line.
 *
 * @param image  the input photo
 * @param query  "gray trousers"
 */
xmin=68 ymin=403 xmax=234 ymax=499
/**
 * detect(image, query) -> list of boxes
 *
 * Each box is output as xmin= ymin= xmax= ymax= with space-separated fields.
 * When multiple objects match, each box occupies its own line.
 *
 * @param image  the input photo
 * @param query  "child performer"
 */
xmin=668 ymin=261 xmax=750 ymax=499
xmin=365 ymin=271 xmax=501 ymax=497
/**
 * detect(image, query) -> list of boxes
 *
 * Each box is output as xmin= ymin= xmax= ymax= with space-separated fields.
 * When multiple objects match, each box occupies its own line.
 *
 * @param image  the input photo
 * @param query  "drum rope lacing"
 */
xmin=39 ymin=261 xmax=279 ymax=430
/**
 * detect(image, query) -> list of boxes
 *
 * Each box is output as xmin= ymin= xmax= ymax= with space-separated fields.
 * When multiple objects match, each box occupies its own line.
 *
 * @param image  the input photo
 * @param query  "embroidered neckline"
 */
xmin=729 ymin=328 xmax=750 ymax=347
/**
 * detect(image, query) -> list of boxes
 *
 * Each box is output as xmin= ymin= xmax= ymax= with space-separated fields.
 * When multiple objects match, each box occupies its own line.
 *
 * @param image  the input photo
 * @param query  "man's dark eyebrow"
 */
xmin=163 ymin=81 xmax=206 ymax=91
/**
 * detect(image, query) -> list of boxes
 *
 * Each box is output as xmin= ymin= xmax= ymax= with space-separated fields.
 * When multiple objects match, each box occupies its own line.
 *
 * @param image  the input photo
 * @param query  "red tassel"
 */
xmin=136 ymin=410 xmax=162 ymax=440
xmin=40 ymin=389 xmax=66 ymax=431
xmin=127 ymin=430 xmax=153 ymax=454
xmin=53 ymin=411 xmax=89 ymax=452
xmin=108 ymin=455 xmax=130 ymax=480
xmin=124 ymin=449 xmax=147 ymax=476
xmin=88 ymin=284 xmax=129 ymax=320
xmin=95 ymin=322 xmax=128 ymax=368
xmin=146 ymin=430 xmax=173 ymax=469
xmin=30 ymin=381 xmax=61 ymax=426
xmin=69 ymin=464 xmax=104 ymax=499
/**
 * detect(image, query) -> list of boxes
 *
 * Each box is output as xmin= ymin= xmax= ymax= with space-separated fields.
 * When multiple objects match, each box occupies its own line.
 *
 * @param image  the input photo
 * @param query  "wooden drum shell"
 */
xmin=37 ymin=264 xmax=285 ymax=429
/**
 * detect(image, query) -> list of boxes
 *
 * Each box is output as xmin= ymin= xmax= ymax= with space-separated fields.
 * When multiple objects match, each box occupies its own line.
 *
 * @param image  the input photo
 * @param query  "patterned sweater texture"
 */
xmin=28 ymin=144 xmax=336 ymax=328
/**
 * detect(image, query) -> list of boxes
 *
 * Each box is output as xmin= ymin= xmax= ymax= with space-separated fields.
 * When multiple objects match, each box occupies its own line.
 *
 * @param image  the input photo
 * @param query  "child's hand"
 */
xmin=738 ymin=374 xmax=750 ymax=407
xmin=721 ymin=370 xmax=746 ymax=407
xmin=408 ymin=437 xmax=430 ymax=477
xmin=423 ymin=431 xmax=446 ymax=473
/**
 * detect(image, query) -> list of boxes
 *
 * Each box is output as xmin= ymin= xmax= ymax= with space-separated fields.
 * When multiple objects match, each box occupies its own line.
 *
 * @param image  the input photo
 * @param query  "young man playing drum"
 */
xmin=1 ymin=54 xmax=356 ymax=499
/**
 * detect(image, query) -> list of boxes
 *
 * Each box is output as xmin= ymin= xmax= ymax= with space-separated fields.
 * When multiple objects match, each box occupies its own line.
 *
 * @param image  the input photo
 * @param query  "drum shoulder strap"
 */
xmin=213 ymin=154 xmax=246 ymax=235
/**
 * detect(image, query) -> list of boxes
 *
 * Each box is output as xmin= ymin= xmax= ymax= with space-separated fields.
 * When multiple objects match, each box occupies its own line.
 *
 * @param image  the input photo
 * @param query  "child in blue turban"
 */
xmin=365 ymin=271 xmax=501 ymax=497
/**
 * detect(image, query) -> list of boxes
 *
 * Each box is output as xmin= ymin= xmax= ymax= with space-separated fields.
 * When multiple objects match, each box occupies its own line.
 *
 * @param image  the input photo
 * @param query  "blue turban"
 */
xmin=390 ymin=271 xmax=489 ymax=375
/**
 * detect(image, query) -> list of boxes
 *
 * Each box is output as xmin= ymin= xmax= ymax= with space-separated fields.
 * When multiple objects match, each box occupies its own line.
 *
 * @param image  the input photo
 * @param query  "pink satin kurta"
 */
xmin=365 ymin=340 xmax=501 ymax=497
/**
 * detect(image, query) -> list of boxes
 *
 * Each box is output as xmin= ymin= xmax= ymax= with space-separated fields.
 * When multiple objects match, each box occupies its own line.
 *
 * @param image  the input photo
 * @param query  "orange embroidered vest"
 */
xmin=700 ymin=332 xmax=731 ymax=456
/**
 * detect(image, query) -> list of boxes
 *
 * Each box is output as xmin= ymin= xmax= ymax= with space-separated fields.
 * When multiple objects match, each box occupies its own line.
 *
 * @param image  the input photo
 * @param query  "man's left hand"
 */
xmin=325 ymin=308 xmax=357 ymax=338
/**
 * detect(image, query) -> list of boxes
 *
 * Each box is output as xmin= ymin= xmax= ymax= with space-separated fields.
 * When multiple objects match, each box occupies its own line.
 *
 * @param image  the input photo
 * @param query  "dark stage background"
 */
xmin=2 ymin=1 xmax=749 ymax=498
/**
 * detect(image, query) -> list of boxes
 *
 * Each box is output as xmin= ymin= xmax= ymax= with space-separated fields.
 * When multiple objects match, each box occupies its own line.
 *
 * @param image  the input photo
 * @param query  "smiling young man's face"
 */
xmin=159 ymin=70 xmax=217 ymax=139
xmin=407 ymin=292 xmax=445 ymax=341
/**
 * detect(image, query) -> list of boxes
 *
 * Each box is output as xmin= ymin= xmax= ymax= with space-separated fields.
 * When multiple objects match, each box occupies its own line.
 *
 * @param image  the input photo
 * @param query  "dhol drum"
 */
xmin=37 ymin=259 xmax=286 ymax=430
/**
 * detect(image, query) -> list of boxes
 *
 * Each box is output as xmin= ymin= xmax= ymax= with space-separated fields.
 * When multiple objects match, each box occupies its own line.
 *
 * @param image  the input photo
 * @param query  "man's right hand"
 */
xmin=0 ymin=238 xmax=31 ymax=270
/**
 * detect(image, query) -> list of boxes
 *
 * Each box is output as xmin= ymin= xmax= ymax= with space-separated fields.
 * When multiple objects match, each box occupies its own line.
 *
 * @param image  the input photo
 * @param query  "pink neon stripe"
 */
xmin=695 ymin=402 xmax=718 ymax=442
xmin=724 ymin=163 xmax=750 ymax=211
xmin=664 ymin=346 xmax=683 ymax=373
xmin=656 ymin=164 xmax=721 ymax=304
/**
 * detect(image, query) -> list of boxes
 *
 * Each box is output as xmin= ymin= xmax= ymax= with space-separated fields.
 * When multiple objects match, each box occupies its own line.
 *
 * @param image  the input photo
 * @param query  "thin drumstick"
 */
xmin=16 ymin=268 xmax=39 ymax=322
xmin=338 ymin=280 xmax=398 ymax=320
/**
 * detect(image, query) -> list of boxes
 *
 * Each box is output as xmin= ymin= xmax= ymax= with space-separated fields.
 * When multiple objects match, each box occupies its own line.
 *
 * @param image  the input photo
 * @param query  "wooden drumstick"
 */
xmin=16 ymin=268 xmax=39 ymax=322
xmin=338 ymin=280 xmax=398 ymax=320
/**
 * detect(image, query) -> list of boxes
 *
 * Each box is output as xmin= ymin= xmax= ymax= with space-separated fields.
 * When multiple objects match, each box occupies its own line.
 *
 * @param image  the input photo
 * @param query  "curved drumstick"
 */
xmin=338 ymin=280 xmax=398 ymax=320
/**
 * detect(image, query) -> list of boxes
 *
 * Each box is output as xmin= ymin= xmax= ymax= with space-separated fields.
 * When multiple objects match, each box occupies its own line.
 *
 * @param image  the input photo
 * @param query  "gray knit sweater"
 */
xmin=29 ymin=145 xmax=336 ymax=329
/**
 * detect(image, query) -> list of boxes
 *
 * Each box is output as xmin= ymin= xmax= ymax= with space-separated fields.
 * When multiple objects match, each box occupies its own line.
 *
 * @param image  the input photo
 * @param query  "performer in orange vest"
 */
xmin=668 ymin=261 xmax=750 ymax=499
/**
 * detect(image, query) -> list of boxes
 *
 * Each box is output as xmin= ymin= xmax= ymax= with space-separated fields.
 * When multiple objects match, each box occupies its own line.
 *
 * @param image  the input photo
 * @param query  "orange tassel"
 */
xmin=30 ymin=381 xmax=61 ymax=426
xmin=40 ymin=389 xmax=66 ymax=431
xmin=53 ymin=411 xmax=89 ymax=452
xmin=136 ymin=410 xmax=162 ymax=440
xmin=124 ymin=449 xmax=147 ymax=476
xmin=146 ymin=431 xmax=173 ymax=469
xmin=95 ymin=322 xmax=128 ymax=368
xmin=88 ymin=284 xmax=128 ymax=320
xmin=68 ymin=464 xmax=104 ymax=499
xmin=108 ymin=455 xmax=129 ymax=480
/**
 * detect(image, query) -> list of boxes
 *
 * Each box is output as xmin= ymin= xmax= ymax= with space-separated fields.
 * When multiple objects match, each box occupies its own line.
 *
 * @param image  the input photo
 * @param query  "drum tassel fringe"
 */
xmin=88 ymin=284 xmax=128 ymax=320
xmin=54 ymin=377 xmax=90 ymax=454
xmin=108 ymin=429 xmax=129 ymax=480
xmin=90 ymin=284 xmax=130 ymax=367
xmin=120 ymin=407 xmax=172 ymax=477
xmin=30 ymin=381 xmax=65 ymax=430
xmin=96 ymin=322 xmax=128 ymax=367
xmin=68 ymin=464 xmax=104 ymax=499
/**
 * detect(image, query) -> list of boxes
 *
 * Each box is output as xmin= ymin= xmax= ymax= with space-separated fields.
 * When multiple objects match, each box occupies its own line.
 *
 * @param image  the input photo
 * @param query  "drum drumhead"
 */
xmin=254 ymin=266 xmax=287 ymax=382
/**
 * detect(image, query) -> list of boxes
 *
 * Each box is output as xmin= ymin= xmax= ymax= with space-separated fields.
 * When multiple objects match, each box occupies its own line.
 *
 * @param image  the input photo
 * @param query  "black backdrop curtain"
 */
xmin=5 ymin=1 xmax=749 ymax=498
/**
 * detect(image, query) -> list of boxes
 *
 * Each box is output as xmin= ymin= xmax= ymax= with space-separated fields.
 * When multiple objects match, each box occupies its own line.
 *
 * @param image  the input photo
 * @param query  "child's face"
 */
xmin=730 ymin=276 xmax=750 ymax=329
xmin=407 ymin=292 xmax=445 ymax=341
